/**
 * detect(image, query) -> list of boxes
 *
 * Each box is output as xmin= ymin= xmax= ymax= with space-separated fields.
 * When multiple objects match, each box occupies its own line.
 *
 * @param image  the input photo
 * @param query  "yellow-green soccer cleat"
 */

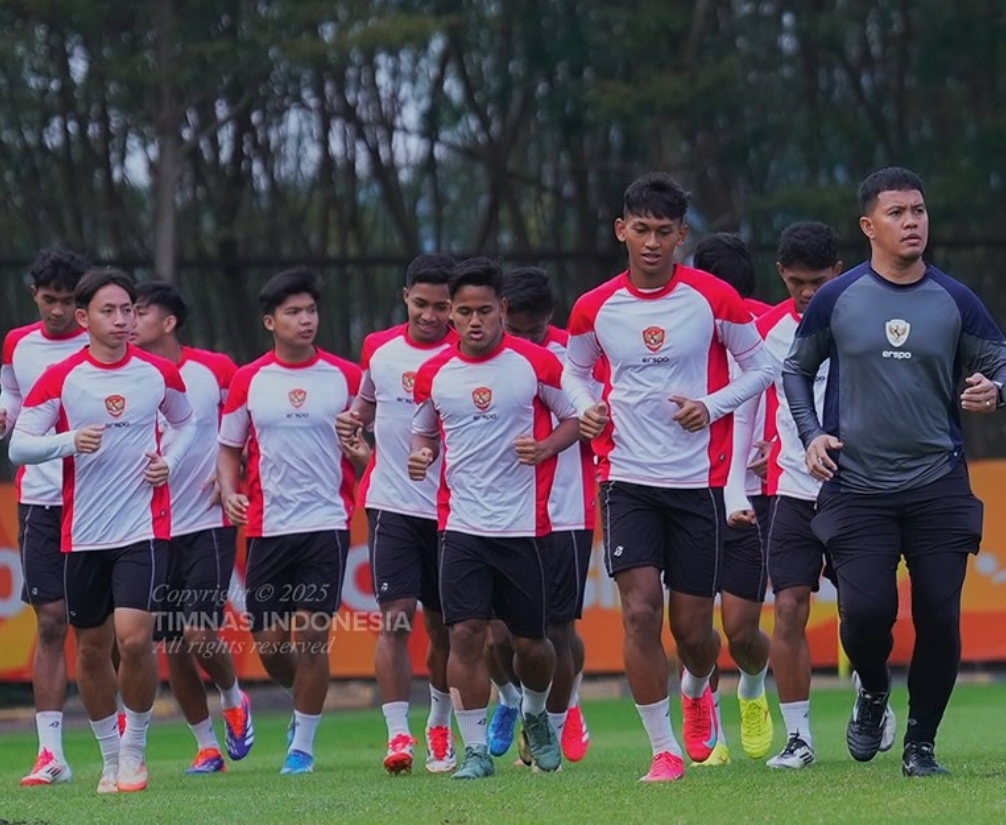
xmin=739 ymin=692 xmax=774 ymax=760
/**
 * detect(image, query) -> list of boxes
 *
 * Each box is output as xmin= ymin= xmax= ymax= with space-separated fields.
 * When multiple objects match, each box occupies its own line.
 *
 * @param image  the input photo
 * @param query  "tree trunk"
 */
xmin=152 ymin=0 xmax=180 ymax=282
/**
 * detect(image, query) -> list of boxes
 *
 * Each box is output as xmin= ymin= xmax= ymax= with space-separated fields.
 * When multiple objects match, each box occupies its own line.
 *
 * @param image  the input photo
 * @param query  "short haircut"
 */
xmin=776 ymin=221 xmax=841 ymax=270
xmin=406 ymin=253 xmax=455 ymax=288
xmin=857 ymin=167 xmax=925 ymax=214
xmin=135 ymin=281 xmax=189 ymax=329
xmin=28 ymin=247 xmax=89 ymax=292
xmin=75 ymin=268 xmax=136 ymax=309
xmin=448 ymin=257 xmax=503 ymax=299
xmin=259 ymin=267 xmax=321 ymax=315
xmin=501 ymin=266 xmax=554 ymax=316
xmin=693 ymin=233 xmax=756 ymax=297
xmin=623 ymin=172 xmax=689 ymax=221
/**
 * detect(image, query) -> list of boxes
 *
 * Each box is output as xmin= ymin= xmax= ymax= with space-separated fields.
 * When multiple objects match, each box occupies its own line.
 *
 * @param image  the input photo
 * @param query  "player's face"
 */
xmin=76 ymin=284 xmax=135 ymax=351
xmin=614 ymin=212 xmax=687 ymax=283
xmin=504 ymin=310 xmax=550 ymax=345
xmin=860 ymin=189 xmax=928 ymax=263
xmin=31 ymin=285 xmax=78 ymax=337
xmin=451 ymin=285 xmax=505 ymax=357
xmin=777 ymin=263 xmax=843 ymax=314
xmin=263 ymin=292 xmax=318 ymax=349
xmin=131 ymin=302 xmax=174 ymax=348
xmin=403 ymin=281 xmax=451 ymax=344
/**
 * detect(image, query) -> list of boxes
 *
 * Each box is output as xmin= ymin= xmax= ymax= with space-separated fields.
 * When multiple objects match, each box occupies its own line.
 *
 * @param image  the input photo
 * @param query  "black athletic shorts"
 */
xmin=244 ymin=530 xmax=349 ymax=632
xmin=600 ymin=481 xmax=722 ymax=597
xmin=720 ymin=494 xmax=772 ymax=602
xmin=18 ymin=504 xmax=65 ymax=606
xmin=542 ymin=529 xmax=594 ymax=623
xmin=368 ymin=509 xmax=441 ymax=612
xmin=766 ymin=496 xmax=833 ymax=593
xmin=438 ymin=530 xmax=548 ymax=640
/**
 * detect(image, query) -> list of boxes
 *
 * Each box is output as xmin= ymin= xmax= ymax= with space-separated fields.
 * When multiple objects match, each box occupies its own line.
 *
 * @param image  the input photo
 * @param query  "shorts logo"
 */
xmin=288 ymin=388 xmax=307 ymax=409
xmin=472 ymin=386 xmax=492 ymax=411
xmin=104 ymin=394 xmax=126 ymax=418
xmin=642 ymin=326 xmax=665 ymax=352
xmin=885 ymin=319 xmax=911 ymax=347
xmin=401 ymin=371 xmax=416 ymax=394
xmin=613 ymin=545 xmax=624 ymax=557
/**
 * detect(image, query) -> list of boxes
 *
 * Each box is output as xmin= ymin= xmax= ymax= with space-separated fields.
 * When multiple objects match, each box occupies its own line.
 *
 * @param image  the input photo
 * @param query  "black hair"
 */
xmin=857 ymin=167 xmax=925 ymax=214
xmin=501 ymin=266 xmax=554 ymax=316
xmin=135 ymin=281 xmax=189 ymax=329
xmin=74 ymin=268 xmax=136 ymax=309
xmin=28 ymin=247 xmax=89 ymax=292
xmin=259 ymin=267 xmax=321 ymax=315
xmin=693 ymin=233 xmax=756 ymax=297
xmin=776 ymin=221 xmax=841 ymax=270
xmin=623 ymin=172 xmax=690 ymax=221
xmin=448 ymin=257 xmax=504 ymax=299
xmin=406 ymin=253 xmax=455 ymax=287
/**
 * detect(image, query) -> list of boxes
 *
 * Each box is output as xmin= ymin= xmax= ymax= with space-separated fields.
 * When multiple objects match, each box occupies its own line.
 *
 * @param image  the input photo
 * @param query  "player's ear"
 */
xmin=613 ymin=217 xmax=627 ymax=243
xmin=500 ymin=296 xmax=509 ymax=316
xmin=401 ymin=287 xmax=409 ymax=305
xmin=832 ymin=261 xmax=843 ymax=276
xmin=859 ymin=215 xmax=874 ymax=240
xmin=676 ymin=222 xmax=689 ymax=246
xmin=75 ymin=307 xmax=88 ymax=328
xmin=262 ymin=314 xmax=275 ymax=332
xmin=164 ymin=314 xmax=178 ymax=335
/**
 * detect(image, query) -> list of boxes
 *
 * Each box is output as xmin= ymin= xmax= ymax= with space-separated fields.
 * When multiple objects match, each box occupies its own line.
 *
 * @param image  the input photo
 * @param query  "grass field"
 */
xmin=1 ymin=683 xmax=1004 ymax=825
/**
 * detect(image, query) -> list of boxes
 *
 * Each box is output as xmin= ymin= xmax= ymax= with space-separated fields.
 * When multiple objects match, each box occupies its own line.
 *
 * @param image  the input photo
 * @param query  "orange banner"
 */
xmin=1 ymin=462 xmax=1006 ymax=680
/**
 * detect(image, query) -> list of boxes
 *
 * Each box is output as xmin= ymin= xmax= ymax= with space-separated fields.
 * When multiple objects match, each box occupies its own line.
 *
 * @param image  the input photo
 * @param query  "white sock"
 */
xmin=495 ymin=680 xmax=521 ymax=708
xmin=570 ymin=671 xmax=584 ymax=708
xmin=115 ymin=694 xmax=125 ymax=714
xmin=455 ymin=708 xmax=488 ymax=748
xmin=521 ymin=686 xmax=549 ymax=717
xmin=680 ymin=668 xmax=712 ymax=700
xmin=548 ymin=711 xmax=568 ymax=738
xmin=36 ymin=711 xmax=65 ymax=762
xmin=381 ymin=701 xmax=411 ymax=739
xmin=711 ymin=689 xmax=727 ymax=747
xmin=90 ymin=713 xmax=120 ymax=772
xmin=427 ymin=686 xmax=452 ymax=729
xmin=779 ymin=700 xmax=812 ymax=746
xmin=636 ymin=698 xmax=682 ymax=757
xmin=290 ymin=711 xmax=321 ymax=756
xmin=189 ymin=717 xmax=219 ymax=751
xmin=738 ymin=665 xmax=768 ymax=700
xmin=121 ymin=707 xmax=152 ymax=761
xmin=218 ymin=680 xmax=243 ymax=711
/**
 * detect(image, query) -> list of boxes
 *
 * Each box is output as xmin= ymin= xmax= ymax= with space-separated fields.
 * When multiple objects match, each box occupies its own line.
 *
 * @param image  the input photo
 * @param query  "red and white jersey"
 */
xmin=168 ymin=347 xmax=238 ymax=536
xmin=357 ymin=324 xmax=456 ymax=519
xmin=563 ymin=268 xmax=773 ymax=488
xmin=0 ymin=323 xmax=88 ymax=506
xmin=13 ymin=346 xmax=192 ymax=552
xmin=412 ymin=335 xmax=576 ymax=537
xmin=218 ymin=349 xmax=360 ymax=538
xmin=542 ymin=326 xmax=596 ymax=531
xmin=757 ymin=299 xmax=828 ymax=502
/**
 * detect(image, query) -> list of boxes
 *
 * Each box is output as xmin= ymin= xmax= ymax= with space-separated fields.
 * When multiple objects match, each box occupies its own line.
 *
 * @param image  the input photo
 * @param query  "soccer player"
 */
xmin=9 ymin=268 xmax=196 ymax=794
xmin=783 ymin=167 xmax=1006 ymax=777
xmin=131 ymin=282 xmax=254 ymax=774
xmin=408 ymin=257 xmax=580 ymax=780
xmin=335 ymin=254 xmax=458 ymax=775
xmin=562 ymin=173 xmax=774 ymax=781
xmin=691 ymin=233 xmax=774 ymax=765
xmin=0 ymin=248 xmax=88 ymax=786
xmin=217 ymin=267 xmax=361 ymax=775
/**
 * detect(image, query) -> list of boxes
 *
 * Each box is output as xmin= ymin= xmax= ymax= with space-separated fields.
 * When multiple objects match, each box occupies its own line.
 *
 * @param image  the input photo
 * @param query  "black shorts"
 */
xmin=245 ymin=530 xmax=349 ymax=632
xmin=65 ymin=540 xmax=169 ymax=629
xmin=543 ymin=529 xmax=594 ymax=623
xmin=155 ymin=527 xmax=238 ymax=642
xmin=767 ymin=496 xmax=832 ymax=593
xmin=439 ymin=531 xmax=548 ymax=640
xmin=600 ymin=481 xmax=722 ymax=597
xmin=720 ymin=494 xmax=772 ymax=602
xmin=18 ymin=504 xmax=65 ymax=606
xmin=368 ymin=510 xmax=441 ymax=612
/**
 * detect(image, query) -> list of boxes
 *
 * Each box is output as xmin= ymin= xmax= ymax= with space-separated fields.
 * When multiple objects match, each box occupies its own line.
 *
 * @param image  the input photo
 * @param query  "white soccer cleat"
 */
xmin=97 ymin=767 xmax=119 ymax=794
xmin=117 ymin=753 xmax=148 ymax=792
xmin=21 ymin=749 xmax=72 ymax=786
xmin=767 ymin=734 xmax=816 ymax=769
xmin=879 ymin=705 xmax=897 ymax=752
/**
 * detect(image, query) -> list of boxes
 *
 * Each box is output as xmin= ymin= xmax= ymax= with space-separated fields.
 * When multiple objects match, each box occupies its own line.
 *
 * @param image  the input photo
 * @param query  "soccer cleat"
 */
xmin=847 ymin=684 xmax=891 ymax=762
xmin=562 ymin=705 xmax=591 ymax=762
xmin=515 ymin=725 xmax=532 ymax=767
xmin=186 ymin=748 xmax=227 ymax=774
xmin=487 ymin=704 xmax=519 ymax=757
xmin=693 ymin=740 xmax=731 ymax=767
xmin=767 ymin=734 xmax=816 ymax=769
xmin=20 ymin=749 xmax=72 ymax=786
xmin=96 ymin=767 xmax=119 ymax=794
xmin=280 ymin=749 xmax=314 ymax=775
xmin=222 ymin=691 xmax=255 ymax=761
xmin=451 ymin=745 xmax=495 ymax=780
xmin=117 ymin=754 xmax=148 ymax=792
xmin=738 ymin=692 xmax=775 ymax=759
xmin=522 ymin=710 xmax=562 ymax=772
xmin=639 ymin=751 xmax=686 ymax=782
xmin=879 ymin=706 xmax=897 ymax=752
xmin=681 ymin=686 xmax=717 ymax=763
xmin=285 ymin=714 xmax=296 ymax=748
xmin=425 ymin=725 xmax=457 ymax=773
xmin=383 ymin=734 xmax=416 ymax=775
xmin=902 ymin=742 xmax=949 ymax=777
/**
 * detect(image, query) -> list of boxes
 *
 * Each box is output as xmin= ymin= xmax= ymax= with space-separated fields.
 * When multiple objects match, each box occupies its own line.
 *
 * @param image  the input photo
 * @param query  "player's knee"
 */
xmin=546 ymin=621 xmax=573 ymax=653
xmin=725 ymin=623 xmax=761 ymax=656
xmin=621 ymin=598 xmax=663 ymax=639
xmin=773 ymin=593 xmax=810 ymax=637
xmin=449 ymin=621 xmax=486 ymax=660
xmin=842 ymin=600 xmax=897 ymax=634
xmin=116 ymin=633 xmax=154 ymax=662
xmin=35 ymin=608 xmax=68 ymax=648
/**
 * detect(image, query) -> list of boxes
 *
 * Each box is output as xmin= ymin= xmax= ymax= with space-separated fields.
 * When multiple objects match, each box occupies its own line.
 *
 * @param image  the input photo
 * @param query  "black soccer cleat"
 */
xmin=902 ymin=742 xmax=949 ymax=777
xmin=846 ymin=686 xmax=890 ymax=762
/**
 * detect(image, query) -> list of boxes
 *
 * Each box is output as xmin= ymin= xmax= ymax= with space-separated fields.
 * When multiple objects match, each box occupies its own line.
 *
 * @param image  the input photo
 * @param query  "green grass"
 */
xmin=1 ymin=684 xmax=1005 ymax=824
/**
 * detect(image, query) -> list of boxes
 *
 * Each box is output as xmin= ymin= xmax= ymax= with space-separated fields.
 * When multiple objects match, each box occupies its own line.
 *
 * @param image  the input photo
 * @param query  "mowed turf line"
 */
xmin=1 ymin=684 xmax=1003 ymax=825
